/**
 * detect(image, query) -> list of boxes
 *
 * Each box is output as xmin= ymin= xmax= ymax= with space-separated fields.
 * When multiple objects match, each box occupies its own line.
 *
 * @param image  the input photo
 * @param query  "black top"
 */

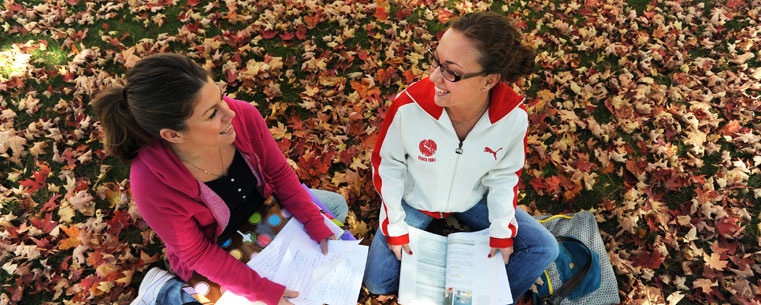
xmin=205 ymin=149 xmax=264 ymax=243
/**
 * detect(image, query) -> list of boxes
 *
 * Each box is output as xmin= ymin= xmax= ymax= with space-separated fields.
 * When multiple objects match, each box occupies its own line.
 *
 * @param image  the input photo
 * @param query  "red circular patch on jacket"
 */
xmin=419 ymin=139 xmax=437 ymax=157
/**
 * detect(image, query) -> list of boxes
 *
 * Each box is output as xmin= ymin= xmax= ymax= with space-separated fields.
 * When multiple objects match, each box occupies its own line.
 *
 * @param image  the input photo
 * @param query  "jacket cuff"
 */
xmin=303 ymin=218 xmax=334 ymax=242
xmin=385 ymin=233 xmax=410 ymax=245
xmin=257 ymin=279 xmax=286 ymax=305
xmin=489 ymin=237 xmax=514 ymax=248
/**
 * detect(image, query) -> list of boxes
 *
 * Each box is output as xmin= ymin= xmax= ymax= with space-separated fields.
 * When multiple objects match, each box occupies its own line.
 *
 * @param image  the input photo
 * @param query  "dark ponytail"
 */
xmin=91 ymin=53 xmax=209 ymax=161
xmin=450 ymin=12 xmax=536 ymax=83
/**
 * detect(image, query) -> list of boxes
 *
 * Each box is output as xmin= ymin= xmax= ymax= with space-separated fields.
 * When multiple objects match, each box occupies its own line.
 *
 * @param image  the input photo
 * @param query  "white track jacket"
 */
xmin=371 ymin=77 xmax=528 ymax=248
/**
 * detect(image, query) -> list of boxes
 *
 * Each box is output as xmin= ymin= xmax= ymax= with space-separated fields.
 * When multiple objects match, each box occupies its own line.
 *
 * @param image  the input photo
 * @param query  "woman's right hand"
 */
xmin=278 ymin=289 xmax=299 ymax=305
xmin=388 ymin=243 xmax=413 ymax=261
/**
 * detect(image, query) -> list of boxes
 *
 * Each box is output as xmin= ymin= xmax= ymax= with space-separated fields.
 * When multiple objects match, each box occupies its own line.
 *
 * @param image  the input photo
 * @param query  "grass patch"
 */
xmin=627 ymin=0 xmax=651 ymax=15
xmin=663 ymin=188 xmax=696 ymax=210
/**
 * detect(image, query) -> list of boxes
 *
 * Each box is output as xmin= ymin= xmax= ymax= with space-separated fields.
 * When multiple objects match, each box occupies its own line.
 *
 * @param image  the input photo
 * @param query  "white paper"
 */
xmin=288 ymin=243 xmax=368 ymax=305
xmin=216 ymin=215 xmax=367 ymax=305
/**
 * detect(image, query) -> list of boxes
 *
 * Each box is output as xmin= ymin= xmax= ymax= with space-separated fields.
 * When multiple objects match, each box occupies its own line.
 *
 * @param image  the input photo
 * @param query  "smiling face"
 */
xmin=430 ymin=28 xmax=496 ymax=110
xmin=165 ymin=77 xmax=236 ymax=147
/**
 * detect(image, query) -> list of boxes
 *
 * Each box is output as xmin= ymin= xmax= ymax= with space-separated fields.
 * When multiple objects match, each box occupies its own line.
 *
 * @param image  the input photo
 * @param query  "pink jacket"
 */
xmin=130 ymin=97 xmax=332 ymax=305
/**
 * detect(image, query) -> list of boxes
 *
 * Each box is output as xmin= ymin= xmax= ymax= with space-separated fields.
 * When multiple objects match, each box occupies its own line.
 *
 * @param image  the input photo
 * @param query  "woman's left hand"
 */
xmin=319 ymin=235 xmax=337 ymax=255
xmin=489 ymin=246 xmax=514 ymax=264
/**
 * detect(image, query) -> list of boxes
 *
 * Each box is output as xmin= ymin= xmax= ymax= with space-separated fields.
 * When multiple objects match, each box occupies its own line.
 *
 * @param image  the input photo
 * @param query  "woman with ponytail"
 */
xmin=364 ymin=12 xmax=558 ymax=302
xmin=92 ymin=53 xmax=348 ymax=305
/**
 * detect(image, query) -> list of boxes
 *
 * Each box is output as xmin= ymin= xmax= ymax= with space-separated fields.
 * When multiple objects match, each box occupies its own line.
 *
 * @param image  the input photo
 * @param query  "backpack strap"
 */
xmin=536 ymin=236 xmax=594 ymax=305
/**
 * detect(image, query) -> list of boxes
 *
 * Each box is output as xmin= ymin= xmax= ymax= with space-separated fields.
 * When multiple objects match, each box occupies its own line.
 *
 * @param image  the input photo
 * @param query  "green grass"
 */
xmin=626 ymin=0 xmax=651 ymax=15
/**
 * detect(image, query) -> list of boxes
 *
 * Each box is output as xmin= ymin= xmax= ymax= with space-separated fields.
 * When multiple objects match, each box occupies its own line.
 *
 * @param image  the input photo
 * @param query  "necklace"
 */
xmin=179 ymin=145 xmax=226 ymax=177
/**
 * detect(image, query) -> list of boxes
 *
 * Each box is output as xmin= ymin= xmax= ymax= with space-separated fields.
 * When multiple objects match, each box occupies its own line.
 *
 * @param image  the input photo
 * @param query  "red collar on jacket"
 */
xmin=403 ymin=77 xmax=525 ymax=124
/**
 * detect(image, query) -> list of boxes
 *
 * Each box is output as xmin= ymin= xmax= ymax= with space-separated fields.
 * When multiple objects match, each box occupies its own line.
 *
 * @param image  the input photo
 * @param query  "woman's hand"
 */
xmin=278 ymin=289 xmax=299 ymax=305
xmin=319 ymin=235 xmax=337 ymax=255
xmin=388 ymin=243 xmax=413 ymax=260
xmin=488 ymin=246 xmax=514 ymax=264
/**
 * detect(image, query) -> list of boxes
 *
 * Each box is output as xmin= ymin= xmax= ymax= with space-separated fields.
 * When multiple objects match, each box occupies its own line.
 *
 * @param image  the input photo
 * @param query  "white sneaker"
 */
xmin=130 ymin=267 xmax=175 ymax=305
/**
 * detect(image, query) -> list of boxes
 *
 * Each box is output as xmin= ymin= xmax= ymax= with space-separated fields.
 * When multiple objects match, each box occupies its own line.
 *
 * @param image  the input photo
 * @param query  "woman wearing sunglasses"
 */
xmin=364 ymin=12 xmax=558 ymax=302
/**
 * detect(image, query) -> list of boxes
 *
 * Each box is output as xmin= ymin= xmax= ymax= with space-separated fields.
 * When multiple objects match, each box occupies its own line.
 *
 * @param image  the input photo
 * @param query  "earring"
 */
xmin=481 ymin=88 xmax=486 ymax=92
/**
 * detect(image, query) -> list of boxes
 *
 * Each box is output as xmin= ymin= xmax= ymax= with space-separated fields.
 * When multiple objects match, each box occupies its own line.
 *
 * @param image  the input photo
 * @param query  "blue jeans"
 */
xmin=363 ymin=198 xmax=558 ymax=303
xmin=157 ymin=189 xmax=348 ymax=304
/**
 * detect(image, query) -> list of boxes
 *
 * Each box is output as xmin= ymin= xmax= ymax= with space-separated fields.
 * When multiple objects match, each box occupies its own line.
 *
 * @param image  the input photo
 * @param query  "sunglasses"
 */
xmin=427 ymin=48 xmax=488 ymax=82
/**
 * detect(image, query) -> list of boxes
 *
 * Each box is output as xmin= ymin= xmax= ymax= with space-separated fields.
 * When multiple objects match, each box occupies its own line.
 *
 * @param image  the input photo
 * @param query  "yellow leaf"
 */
xmin=96 ymin=263 xmax=117 ymax=278
xmin=346 ymin=212 xmax=369 ymax=237
xmin=58 ymin=204 xmax=75 ymax=223
xmin=97 ymin=280 xmax=114 ymax=293
xmin=104 ymin=188 xmax=121 ymax=208
xmin=116 ymin=270 xmax=134 ymax=286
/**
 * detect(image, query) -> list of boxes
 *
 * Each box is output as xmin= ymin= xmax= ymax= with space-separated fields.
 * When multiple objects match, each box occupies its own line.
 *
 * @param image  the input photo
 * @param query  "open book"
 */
xmin=399 ymin=227 xmax=512 ymax=305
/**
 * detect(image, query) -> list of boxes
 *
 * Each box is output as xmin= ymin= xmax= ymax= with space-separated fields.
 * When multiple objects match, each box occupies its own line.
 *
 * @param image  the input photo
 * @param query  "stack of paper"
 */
xmin=217 ymin=216 xmax=368 ymax=305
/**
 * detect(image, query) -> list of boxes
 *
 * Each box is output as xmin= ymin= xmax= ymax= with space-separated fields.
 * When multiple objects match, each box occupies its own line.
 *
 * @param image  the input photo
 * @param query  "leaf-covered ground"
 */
xmin=0 ymin=0 xmax=759 ymax=304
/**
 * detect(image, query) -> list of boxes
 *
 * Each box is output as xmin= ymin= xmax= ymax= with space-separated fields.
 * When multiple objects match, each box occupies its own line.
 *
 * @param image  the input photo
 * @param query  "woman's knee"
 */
xmin=363 ymin=276 xmax=398 ymax=295
xmin=532 ymin=227 xmax=559 ymax=264
xmin=363 ymin=232 xmax=401 ymax=295
xmin=311 ymin=189 xmax=348 ymax=222
xmin=542 ymin=236 xmax=559 ymax=265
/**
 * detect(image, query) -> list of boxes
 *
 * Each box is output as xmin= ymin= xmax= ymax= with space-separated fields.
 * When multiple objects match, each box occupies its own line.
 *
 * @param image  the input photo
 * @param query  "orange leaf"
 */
xmin=374 ymin=7 xmax=387 ymax=21
xmin=58 ymin=226 xmax=80 ymax=250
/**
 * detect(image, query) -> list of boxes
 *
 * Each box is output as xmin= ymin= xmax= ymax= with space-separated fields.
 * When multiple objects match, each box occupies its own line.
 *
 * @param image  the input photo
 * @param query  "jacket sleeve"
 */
xmin=371 ymin=98 xmax=411 ymax=245
xmin=245 ymin=102 xmax=333 ymax=242
xmin=131 ymin=167 xmax=285 ymax=305
xmin=480 ymin=106 xmax=529 ymax=248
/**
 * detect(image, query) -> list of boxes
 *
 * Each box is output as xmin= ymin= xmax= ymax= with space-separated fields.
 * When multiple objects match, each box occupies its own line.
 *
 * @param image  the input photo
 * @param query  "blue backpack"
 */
xmin=532 ymin=236 xmax=601 ymax=305
xmin=531 ymin=212 xmax=619 ymax=305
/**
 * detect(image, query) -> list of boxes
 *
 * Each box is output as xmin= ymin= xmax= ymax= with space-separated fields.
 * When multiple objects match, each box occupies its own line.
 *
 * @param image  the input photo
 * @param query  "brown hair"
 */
xmin=450 ymin=11 xmax=535 ymax=83
xmin=91 ymin=53 xmax=209 ymax=161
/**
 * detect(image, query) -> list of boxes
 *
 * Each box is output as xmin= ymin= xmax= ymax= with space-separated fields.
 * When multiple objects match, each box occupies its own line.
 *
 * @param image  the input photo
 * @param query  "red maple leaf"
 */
xmin=280 ymin=31 xmax=295 ymax=41
xmin=261 ymin=30 xmax=277 ymax=39
xmin=573 ymin=158 xmax=593 ymax=172
xmin=716 ymin=218 xmax=741 ymax=238
xmin=402 ymin=69 xmax=415 ymax=84
xmin=39 ymin=194 xmax=61 ymax=213
xmin=19 ymin=164 xmax=51 ymax=193
xmin=187 ymin=0 xmax=200 ymax=6
xmin=30 ymin=213 xmax=58 ymax=234
xmin=544 ymin=176 xmax=562 ymax=193
xmin=105 ymin=210 xmax=131 ymax=236
xmin=436 ymin=8 xmax=453 ymax=24
xmin=374 ymin=7 xmax=387 ymax=21
xmin=726 ymin=0 xmax=745 ymax=8
xmin=529 ymin=177 xmax=547 ymax=192
xmin=295 ymin=26 xmax=307 ymax=40
xmin=77 ymin=274 xmax=98 ymax=290
xmin=632 ymin=250 xmax=664 ymax=269
xmin=225 ymin=68 xmax=237 ymax=83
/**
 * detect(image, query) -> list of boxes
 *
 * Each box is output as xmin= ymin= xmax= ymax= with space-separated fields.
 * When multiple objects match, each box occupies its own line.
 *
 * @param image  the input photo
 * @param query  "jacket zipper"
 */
xmin=445 ymin=141 xmax=464 ymax=213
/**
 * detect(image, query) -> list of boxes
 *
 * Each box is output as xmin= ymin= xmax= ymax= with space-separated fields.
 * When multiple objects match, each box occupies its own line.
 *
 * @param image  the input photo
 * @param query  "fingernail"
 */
xmin=488 ymin=254 xmax=492 ymax=258
xmin=409 ymin=251 xmax=413 ymax=255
